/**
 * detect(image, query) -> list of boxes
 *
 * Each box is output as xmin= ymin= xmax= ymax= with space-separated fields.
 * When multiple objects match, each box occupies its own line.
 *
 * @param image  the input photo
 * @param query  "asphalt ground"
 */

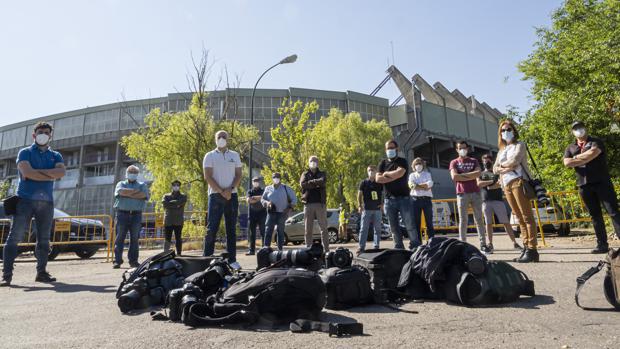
xmin=0 ymin=232 xmax=619 ymax=349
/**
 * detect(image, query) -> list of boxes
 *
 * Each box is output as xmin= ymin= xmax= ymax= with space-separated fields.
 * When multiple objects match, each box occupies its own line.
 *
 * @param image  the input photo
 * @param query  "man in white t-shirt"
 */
xmin=203 ymin=130 xmax=242 ymax=270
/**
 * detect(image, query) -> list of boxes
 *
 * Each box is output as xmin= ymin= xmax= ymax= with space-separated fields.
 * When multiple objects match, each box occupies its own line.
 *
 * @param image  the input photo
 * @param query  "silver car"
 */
xmin=277 ymin=209 xmax=340 ymax=245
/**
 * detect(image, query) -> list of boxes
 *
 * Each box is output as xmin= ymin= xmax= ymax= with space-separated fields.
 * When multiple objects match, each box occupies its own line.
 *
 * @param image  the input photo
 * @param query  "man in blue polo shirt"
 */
xmin=113 ymin=165 xmax=149 ymax=269
xmin=1 ymin=122 xmax=65 ymax=287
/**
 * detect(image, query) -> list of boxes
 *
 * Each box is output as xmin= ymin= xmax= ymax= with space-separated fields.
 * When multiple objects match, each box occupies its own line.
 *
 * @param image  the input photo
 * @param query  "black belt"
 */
xmin=118 ymin=209 xmax=142 ymax=215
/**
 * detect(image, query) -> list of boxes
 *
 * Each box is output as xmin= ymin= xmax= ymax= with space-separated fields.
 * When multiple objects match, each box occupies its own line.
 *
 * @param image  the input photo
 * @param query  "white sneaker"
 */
xmin=229 ymin=261 xmax=241 ymax=271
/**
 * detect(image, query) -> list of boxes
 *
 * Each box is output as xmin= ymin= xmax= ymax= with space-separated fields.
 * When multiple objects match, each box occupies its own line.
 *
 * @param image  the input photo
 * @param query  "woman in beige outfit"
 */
xmin=493 ymin=120 xmax=539 ymax=263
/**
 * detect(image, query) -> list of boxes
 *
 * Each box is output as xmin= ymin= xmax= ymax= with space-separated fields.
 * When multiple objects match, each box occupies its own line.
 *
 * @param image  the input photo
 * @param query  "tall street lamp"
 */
xmin=247 ymin=54 xmax=297 ymax=233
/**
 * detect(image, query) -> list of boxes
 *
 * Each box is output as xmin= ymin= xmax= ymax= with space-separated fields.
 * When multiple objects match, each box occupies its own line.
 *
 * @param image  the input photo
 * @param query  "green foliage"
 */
xmin=309 ymin=109 xmax=392 ymax=209
xmin=121 ymin=93 xmax=259 ymax=211
xmin=261 ymin=99 xmax=317 ymax=207
xmin=262 ymin=99 xmax=392 ymax=209
xmin=0 ymin=179 xmax=11 ymax=199
xmin=518 ymin=0 xmax=620 ymax=190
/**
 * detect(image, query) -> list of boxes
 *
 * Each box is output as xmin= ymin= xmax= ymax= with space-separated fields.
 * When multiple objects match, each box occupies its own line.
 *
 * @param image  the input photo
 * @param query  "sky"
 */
xmin=0 ymin=0 xmax=563 ymax=127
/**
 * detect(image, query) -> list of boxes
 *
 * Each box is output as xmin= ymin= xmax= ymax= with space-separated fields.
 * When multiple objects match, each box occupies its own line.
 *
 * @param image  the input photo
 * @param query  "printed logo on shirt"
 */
xmin=456 ymin=160 xmax=476 ymax=173
xmin=371 ymin=191 xmax=378 ymax=200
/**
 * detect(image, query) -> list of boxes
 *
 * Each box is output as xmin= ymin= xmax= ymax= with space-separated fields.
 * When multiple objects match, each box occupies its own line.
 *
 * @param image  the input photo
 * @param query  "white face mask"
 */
xmin=501 ymin=130 xmax=514 ymax=142
xmin=414 ymin=164 xmax=424 ymax=173
xmin=172 ymin=186 xmax=180 ymax=192
xmin=573 ymin=128 xmax=586 ymax=138
xmin=458 ymin=149 xmax=468 ymax=157
xmin=127 ymin=173 xmax=139 ymax=181
xmin=368 ymin=171 xmax=375 ymax=178
xmin=309 ymin=161 xmax=318 ymax=169
xmin=35 ymin=133 xmax=50 ymax=146
xmin=272 ymin=178 xmax=281 ymax=185
xmin=386 ymin=149 xmax=397 ymax=159
xmin=216 ymin=138 xmax=227 ymax=148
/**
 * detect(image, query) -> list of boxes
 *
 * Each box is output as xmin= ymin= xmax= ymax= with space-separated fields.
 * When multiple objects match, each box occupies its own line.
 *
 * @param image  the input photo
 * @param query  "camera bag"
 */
xmin=320 ymin=266 xmax=372 ymax=309
xmin=575 ymin=248 xmax=620 ymax=311
xmin=353 ymin=248 xmax=413 ymax=303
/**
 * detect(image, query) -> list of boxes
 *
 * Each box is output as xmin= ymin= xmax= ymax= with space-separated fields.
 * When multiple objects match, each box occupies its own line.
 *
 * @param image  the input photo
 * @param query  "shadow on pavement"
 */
xmin=9 ymin=282 xmax=117 ymax=294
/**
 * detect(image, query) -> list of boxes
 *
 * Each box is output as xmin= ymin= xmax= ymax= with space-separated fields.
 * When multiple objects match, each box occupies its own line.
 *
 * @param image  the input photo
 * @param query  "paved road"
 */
xmin=1 ymin=233 xmax=618 ymax=349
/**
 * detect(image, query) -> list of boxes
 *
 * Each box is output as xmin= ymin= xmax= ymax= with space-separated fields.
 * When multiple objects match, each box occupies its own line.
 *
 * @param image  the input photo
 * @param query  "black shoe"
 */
xmin=487 ymin=244 xmax=494 ymax=254
xmin=129 ymin=262 xmax=140 ymax=268
xmin=480 ymin=245 xmax=490 ymax=253
xmin=591 ymin=246 xmax=609 ymax=254
xmin=0 ymin=276 xmax=11 ymax=287
xmin=517 ymin=249 xmax=539 ymax=263
xmin=35 ymin=271 xmax=57 ymax=283
xmin=245 ymin=251 xmax=255 ymax=256
xmin=112 ymin=263 xmax=121 ymax=269
xmin=513 ymin=248 xmax=527 ymax=262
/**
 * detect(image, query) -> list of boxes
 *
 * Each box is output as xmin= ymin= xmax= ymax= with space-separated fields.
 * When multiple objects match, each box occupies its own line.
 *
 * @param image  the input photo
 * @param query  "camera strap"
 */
xmin=290 ymin=319 xmax=364 ymax=337
xmin=575 ymin=260 xmax=616 ymax=311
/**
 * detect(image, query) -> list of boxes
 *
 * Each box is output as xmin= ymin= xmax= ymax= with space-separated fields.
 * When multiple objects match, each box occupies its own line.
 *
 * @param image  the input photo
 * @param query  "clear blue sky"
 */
xmin=0 ymin=0 xmax=563 ymax=127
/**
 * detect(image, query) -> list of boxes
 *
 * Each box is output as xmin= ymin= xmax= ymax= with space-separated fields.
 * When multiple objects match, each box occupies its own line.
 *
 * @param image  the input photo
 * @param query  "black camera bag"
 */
xmin=320 ymin=266 xmax=372 ymax=309
xmin=353 ymin=248 xmax=413 ymax=303
xmin=575 ymin=248 xmax=620 ymax=311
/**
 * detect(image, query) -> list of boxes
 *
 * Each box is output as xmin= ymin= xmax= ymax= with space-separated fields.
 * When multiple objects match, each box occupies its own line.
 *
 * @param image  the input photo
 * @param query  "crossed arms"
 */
xmin=563 ymin=146 xmax=601 ymax=168
xmin=17 ymin=161 xmax=65 ymax=181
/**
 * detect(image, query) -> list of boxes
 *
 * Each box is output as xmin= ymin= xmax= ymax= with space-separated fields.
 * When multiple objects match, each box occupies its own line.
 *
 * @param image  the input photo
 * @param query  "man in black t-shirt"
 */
xmin=477 ymin=154 xmax=521 ymax=253
xmin=376 ymin=139 xmax=420 ymax=249
xmin=300 ymin=155 xmax=329 ymax=251
xmin=563 ymin=121 xmax=620 ymax=254
xmin=356 ymin=165 xmax=384 ymax=254
xmin=246 ymin=176 xmax=266 ymax=255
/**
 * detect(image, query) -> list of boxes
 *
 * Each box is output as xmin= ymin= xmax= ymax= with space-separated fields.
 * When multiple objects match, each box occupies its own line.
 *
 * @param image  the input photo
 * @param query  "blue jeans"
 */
xmin=412 ymin=196 xmax=434 ymax=240
xmin=114 ymin=211 xmax=142 ymax=265
xmin=2 ymin=198 xmax=54 ymax=278
xmin=385 ymin=196 xmax=420 ymax=249
xmin=359 ymin=209 xmax=382 ymax=251
xmin=263 ymin=212 xmax=286 ymax=251
xmin=204 ymin=193 xmax=238 ymax=263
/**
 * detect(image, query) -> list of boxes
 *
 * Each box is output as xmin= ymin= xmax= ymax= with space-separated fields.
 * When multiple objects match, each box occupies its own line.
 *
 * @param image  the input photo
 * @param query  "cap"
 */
xmin=571 ymin=121 xmax=585 ymax=129
xmin=252 ymin=176 xmax=262 ymax=182
xmin=272 ymin=172 xmax=281 ymax=178
xmin=171 ymin=180 xmax=181 ymax=185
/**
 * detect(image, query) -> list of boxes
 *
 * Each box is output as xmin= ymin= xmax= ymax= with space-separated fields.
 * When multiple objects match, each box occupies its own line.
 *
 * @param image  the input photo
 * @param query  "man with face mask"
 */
xmin=357 ymin=165 xmax=383 ymax=254
xmin=376 ymin=140 xmax=420 ymax=250
xmin=449 ymin=141 xmax=487 ymax=251
xmin=1 ymin=122 xmax=65 ymax=287
xmin=162 ymin=180 xmax=187 ymax=255
xmin=564 ymin=121 xmax=620 ymax=253
xmin=203 ymin=130 xmax=242 ymax=270
xmin=112 ymin=165 xmax=149 ymax=269
xmin=245 ymin=176 xmax=266 ymax=255
xmin=300 ymin=155 xmax=329 ymax=252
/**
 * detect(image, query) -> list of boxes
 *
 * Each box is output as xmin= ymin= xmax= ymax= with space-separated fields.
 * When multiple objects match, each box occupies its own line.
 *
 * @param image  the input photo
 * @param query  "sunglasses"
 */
xmin=501 ymin=128 xmax=513 ymax=132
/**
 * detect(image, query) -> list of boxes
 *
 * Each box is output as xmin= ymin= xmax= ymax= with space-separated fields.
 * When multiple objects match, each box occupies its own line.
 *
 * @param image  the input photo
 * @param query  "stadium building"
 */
xmin=0 ymin=68 xmax=503 ymax=215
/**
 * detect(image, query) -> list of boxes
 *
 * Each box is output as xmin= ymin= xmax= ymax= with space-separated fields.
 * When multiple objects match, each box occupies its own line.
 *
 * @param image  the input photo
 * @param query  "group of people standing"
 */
xmin=3 ymin=118 xmax=618 ymax=286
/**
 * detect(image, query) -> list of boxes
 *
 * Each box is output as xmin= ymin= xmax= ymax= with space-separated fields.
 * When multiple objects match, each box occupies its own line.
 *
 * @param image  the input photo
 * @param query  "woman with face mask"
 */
xmin=494 ymin=120 xmax=539 ymax=263
xmin=408 ymin=158 xmax=434 ymax=240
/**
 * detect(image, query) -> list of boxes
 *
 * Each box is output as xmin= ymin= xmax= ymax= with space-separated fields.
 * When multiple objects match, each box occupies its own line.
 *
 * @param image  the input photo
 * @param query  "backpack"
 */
xmin=455 ymin=261 xmax=535 ymax=306
xmin=116 ymin=250 xmax=185 ymax=313
xmin=575 ymin=248 xmax=620 ymax=311
xmin=353 ymin=249 xmax=413 ymax=303
xmin=320 ymin=266 xmax=372 ymax=309
xmin=184 ymin=268 xmax=326 ymax=327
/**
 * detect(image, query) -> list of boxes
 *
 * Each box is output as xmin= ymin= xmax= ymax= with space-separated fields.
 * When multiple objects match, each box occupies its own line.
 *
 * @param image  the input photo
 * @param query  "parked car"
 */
xmin=278 ymin=209 xmax=340 ymax=245
xmin=510 ymin=205 xmax=571 ymax=237
xmin=0 ymin=204 xmax=107 ymax=260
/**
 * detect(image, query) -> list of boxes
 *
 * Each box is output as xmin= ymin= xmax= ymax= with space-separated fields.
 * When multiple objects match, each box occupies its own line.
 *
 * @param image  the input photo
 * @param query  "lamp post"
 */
xmin=247 ymin=54 xmax=297 ymax=232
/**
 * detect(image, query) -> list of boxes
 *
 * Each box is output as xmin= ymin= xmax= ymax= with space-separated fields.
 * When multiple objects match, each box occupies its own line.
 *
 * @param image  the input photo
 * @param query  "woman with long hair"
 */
xmin=494 ymin=120 xmax=539 ymax=263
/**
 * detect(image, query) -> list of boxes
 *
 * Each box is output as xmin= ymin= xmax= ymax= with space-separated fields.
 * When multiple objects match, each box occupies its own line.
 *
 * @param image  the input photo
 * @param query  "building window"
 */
xmin=1 ymin=127 xmax=27 ymax=149
xmin=53 ymin=115 xmax=84 ymax=140
xmin=84 ymin=109 xmax=119 ymax=135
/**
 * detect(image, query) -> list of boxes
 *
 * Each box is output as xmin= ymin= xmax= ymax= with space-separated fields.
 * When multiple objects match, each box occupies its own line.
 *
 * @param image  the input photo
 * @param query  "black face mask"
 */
xmin=483 ymin=161 xmax=492 ymax=170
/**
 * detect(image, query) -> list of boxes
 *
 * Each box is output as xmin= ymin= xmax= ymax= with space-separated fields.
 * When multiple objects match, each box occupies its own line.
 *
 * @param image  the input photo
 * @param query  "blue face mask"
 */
xmin=386 ymin=149 xmax=397 ymax=159
xmin=127 ymin=173 xmax=138 ymax=181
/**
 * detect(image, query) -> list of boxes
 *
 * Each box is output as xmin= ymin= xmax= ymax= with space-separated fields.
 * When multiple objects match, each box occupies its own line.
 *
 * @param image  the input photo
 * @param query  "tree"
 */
xmin=261 ymin=99 xmax=318 ymax=208
xmin=309 ymin=109 xmax=392 ymax=209
xmin=518 ymin=0 xmax=620 ymax=190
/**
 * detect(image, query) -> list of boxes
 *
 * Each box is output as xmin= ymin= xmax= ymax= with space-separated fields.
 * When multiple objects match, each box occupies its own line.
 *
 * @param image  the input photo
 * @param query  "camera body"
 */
xmin=118 ymin=276 xmax=153 ymax=313
xmin=167 ymin=282 xmax=205 ymax=322
xmin=325 ymin=247 xmax=353 ymax=269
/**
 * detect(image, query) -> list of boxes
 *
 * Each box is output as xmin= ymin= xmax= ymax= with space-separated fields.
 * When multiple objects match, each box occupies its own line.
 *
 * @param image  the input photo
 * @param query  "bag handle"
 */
xmin=574 ymin=260 xmax=616 ymax=311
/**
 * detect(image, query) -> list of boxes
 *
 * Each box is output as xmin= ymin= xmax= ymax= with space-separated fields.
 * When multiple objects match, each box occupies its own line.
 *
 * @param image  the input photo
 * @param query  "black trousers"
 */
xmin=164 ymin=225 xmax=183 ymax=255
xmin=579 ymin=180 xmax=620 ymax=248
xmin=248 ymin=210 xmax=267 ymax=253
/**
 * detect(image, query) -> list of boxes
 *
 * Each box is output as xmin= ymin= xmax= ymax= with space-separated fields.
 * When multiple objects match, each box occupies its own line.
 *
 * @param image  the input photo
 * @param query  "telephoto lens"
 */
xmin=256 ymin=242 xmax=324 ymax=270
